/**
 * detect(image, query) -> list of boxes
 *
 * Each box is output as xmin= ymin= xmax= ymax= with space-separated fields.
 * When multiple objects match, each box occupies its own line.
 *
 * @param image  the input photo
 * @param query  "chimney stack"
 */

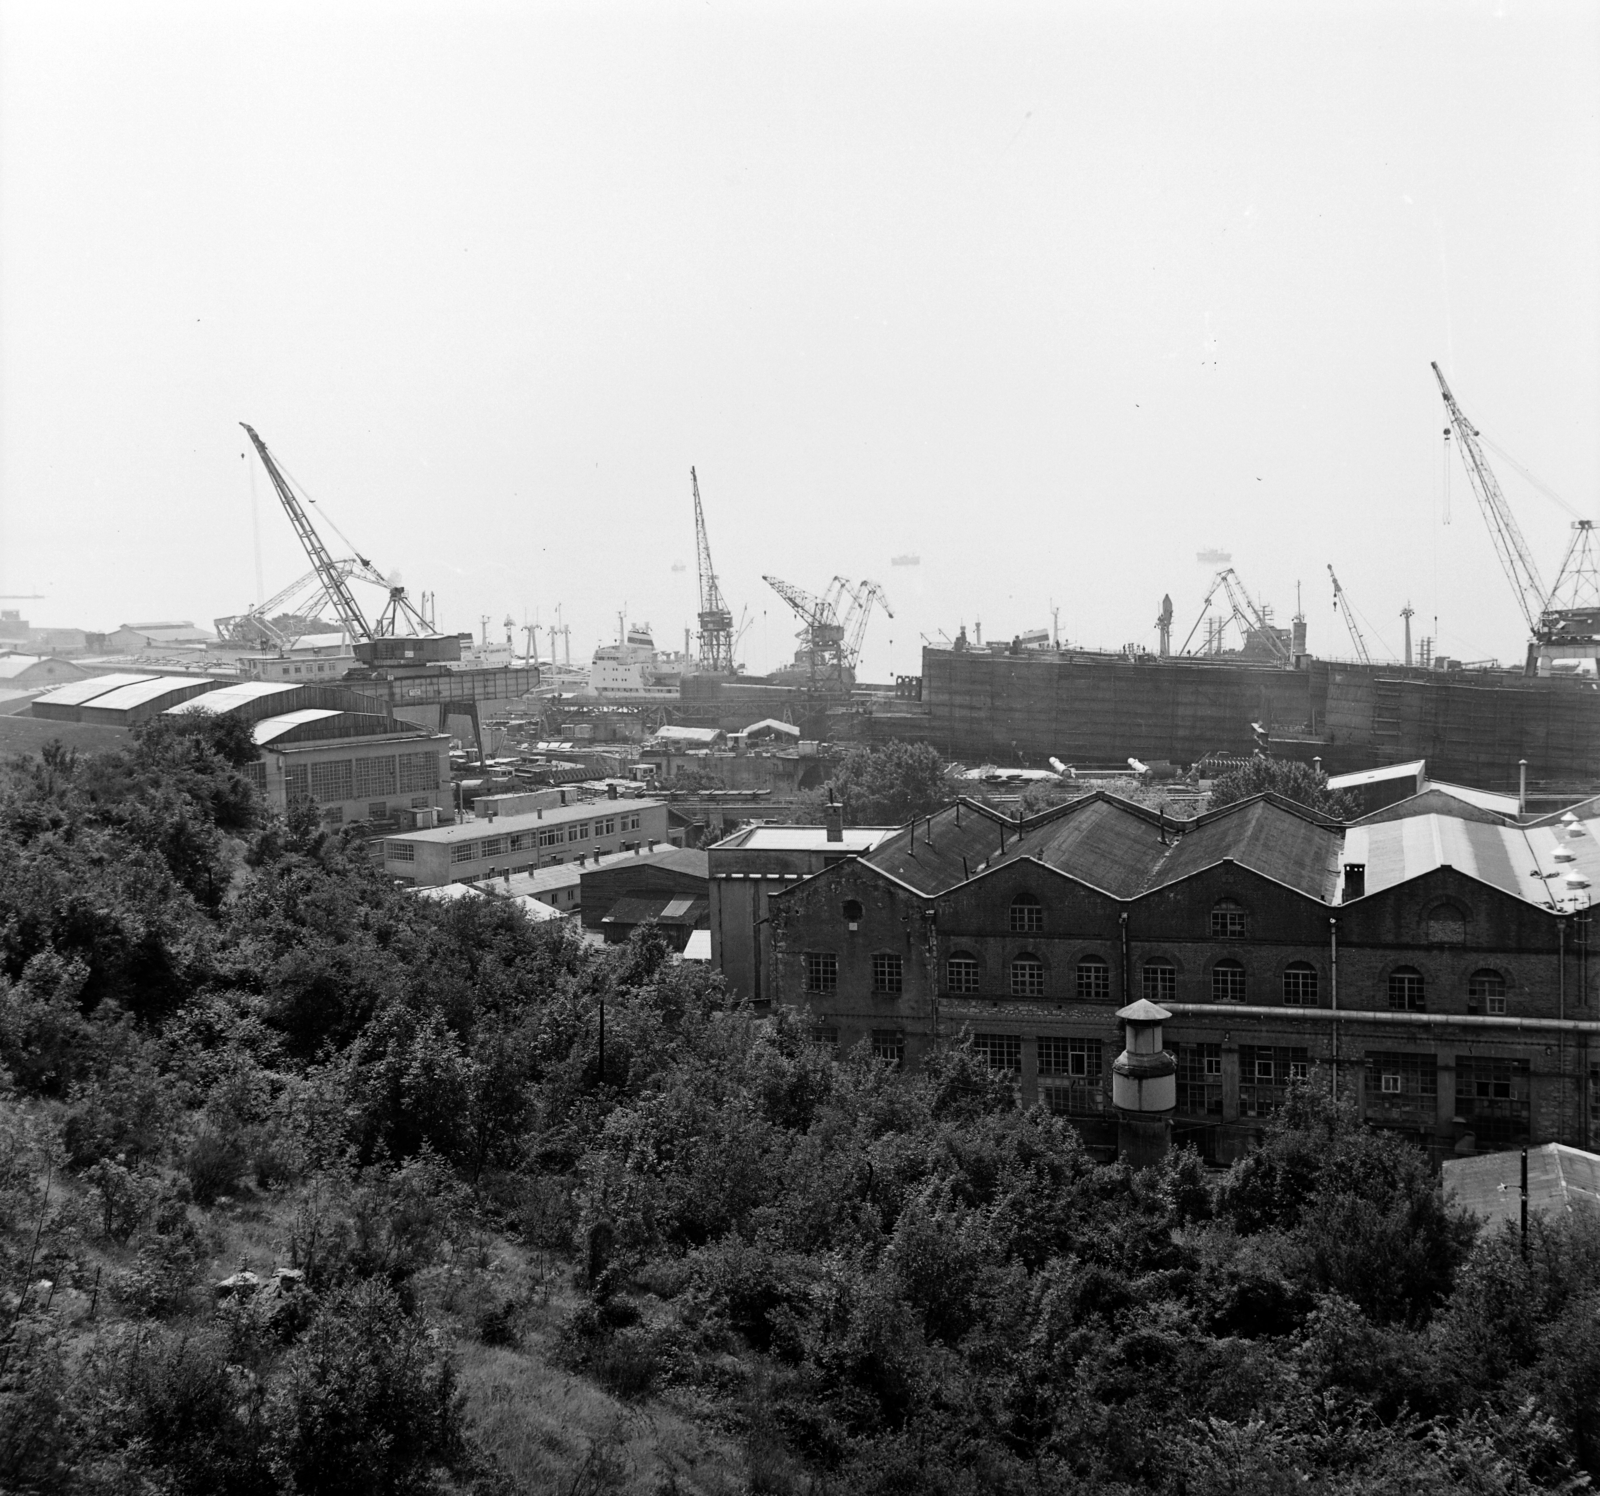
xmin=824 ymin=802 xmax=844 ymax=843
xmin=1112 ymin=1000 xmax=1175 ymax=1167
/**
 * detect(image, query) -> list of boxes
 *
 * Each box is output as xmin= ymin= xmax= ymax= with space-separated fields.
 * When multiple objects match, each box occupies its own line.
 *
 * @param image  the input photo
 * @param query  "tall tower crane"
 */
xmin=241 ymin=424 xmax=432 ymax=642
xmin=1327 ymin=565 xmax=1373 ymax=665
xmin=690 ymin=468 xmax=737 ymax=673
xmin=1432 ymin=363 xmax=1549 ymax=634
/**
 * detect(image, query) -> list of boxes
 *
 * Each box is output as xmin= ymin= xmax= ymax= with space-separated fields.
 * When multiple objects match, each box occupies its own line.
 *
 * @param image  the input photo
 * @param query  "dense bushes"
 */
xmin=3 ymin=723 xmax=1600 ymax=1493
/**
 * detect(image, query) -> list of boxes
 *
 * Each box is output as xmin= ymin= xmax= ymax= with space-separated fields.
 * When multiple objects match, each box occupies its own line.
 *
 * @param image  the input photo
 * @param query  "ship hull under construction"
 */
xmin=879 ymin=647 xmax=1600 ymax=789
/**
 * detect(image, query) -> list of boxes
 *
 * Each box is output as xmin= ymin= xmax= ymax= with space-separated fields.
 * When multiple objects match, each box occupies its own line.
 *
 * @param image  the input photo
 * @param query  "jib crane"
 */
xmin=1327 ymin=565 xmax=1372 ymax=665
xmin=690 ymin=467 xmax=737 ymax=673
xmin=214 ymin=560 xmax=361 ymax=647
xmin=240 ymin=424 xmax=431 ymax=641
xmin=764 ymin=574 xmax=847 ymax=686
xmin=1432 ymin=364 xmax=1549 ymax=634
xmin=1179 ymin=567 xmax=1290 ymax=663
xmin=837 ymin=579 xmax=892 ymax=671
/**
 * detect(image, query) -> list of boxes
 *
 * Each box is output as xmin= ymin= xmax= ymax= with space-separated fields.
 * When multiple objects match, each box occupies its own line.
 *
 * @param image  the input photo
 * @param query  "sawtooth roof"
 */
xmin=863 ymin=792 xmax=1344 ymax=903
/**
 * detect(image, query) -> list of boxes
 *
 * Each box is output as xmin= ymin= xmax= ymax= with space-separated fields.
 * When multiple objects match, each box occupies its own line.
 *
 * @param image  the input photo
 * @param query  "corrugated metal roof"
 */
xmin=252 ymin=709 xmax=343 ymax=744
xmin=1443 ymin=1144 xmax=1600 ymax=1228
xmin=600 ymin=896 xmax=708 ymax=926
xmin=79 ymin=676 xmax=217 ymax=712
xmin=1327 ymin=759 xmax=1427 ymax=789
xmin=33 ymin=672 xmax=159 ymax=707
xmin=170 ymin=680 xmax=299 ymax=715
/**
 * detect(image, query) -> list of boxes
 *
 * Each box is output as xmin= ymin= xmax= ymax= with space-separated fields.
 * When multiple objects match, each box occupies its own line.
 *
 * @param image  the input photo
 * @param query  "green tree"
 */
xmin=823 ymin=740 xmax=951 ymax=825
xmin=1208 ymin=757 xmax=1355 ymax=818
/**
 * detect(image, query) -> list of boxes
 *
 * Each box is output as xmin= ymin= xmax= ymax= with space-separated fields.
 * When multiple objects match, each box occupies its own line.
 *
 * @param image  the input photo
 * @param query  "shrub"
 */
xmin=185 ymin=1128 xmax=245 ymax=1206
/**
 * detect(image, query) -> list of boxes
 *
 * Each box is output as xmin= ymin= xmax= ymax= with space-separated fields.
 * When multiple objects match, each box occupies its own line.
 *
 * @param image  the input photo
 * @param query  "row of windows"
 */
xmin=804 ymin=948 xmax=1517 ymax=1010
xmin=285 ymin=752 xmax=441 ymax=805
xmin=436 ymin=815 xmax=644 ymax=867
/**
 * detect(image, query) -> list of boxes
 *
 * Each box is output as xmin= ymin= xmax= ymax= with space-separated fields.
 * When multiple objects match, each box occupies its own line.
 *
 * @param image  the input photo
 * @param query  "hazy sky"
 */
xmin=2 ymin=1 xmax=1596 ymax=680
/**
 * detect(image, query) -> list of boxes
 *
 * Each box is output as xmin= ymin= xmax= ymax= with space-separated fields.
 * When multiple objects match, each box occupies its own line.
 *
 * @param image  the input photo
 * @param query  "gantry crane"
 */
xmin=690 ymin=467 xmax=737 ymax=673
xmin=241 ymin=424 xmax=432 ymax=642
xmin=1178 ymin=568 xmax=1291 ymax=663
xmin=1432 ymin=364 xmax=1550 ymax=635
xmin=1327 ymin=565 xmax=1373 ymax=665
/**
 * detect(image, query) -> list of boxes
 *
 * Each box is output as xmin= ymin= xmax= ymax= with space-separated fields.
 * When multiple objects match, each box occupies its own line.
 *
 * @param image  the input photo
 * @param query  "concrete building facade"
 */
xmin=380 ymin=797 xmax=669 ymax=887
xmin=762 ymin=791 xmax=1600 ymax=1163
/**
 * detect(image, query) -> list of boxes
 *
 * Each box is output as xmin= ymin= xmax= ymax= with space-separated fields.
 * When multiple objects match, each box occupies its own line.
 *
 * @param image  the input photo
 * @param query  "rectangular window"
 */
xmin=872 ymin=953 xmax=903 ymax=994
xmin=1212 ymin=964 xmax=1247 ymax=1003
xmin=805 ymin=952 xmax=838 ymax=993
xmin=1455 ymin=1056 xmax=1531 ymax=1146
xmin=242 ymin=760 xmax=267 ymax=791
xmin=508 ymin=833 xmax=527 ymax=851
xmin=480 ymin=836 xmax=505 ymax=858
xmin=603 ymin=818 xmax=616 ymax=835
xmin=1010 ymin=901 xmax=1043 ymax=933
xmin=321 ymin=806 xmax=342 ymax=824
xmin=946 ymin=956 xmax=980 ymax=995
xmin=811 ymin=1025 xmax=839 ymax=1050
xmin=1038 ymin=1039 xmax=1103 ymax=1113
xmin=1076 ymin=960 xmax=1111 ymax=1001
xmin=579 ymin=822 xmax=590 ymax=839
xmin=284 ymin=763 xmax=309 ymax=801
xmin=1240 ymin=1045 xmax=1312 ymax=1118
xmin=1210 ymin=906 xmax=1246 ymax=938
xmin=309 ymin=759 xmax=354 ymax=803
xmin=450 ymin=842 xmax=478 ymax=864
xmin=386 ymin=841 xmax=416 ymax=862
xmin=398 ymin=753 xmax=440 ymax=793
xmin=367 ymin=802 xmax=387 ymax=821
xmin=353 ymin=755 xmax=398 ymax=800
xmin=1142 ymin=963 xmax=1176 ymax=1003
xmin=1364 ymin=1051 xmax=1437 ymax=1126
xmin=567 ymin=826 xmax=580 ymax=842
xmin=972 ymin=1033 xmax=1021 ymax=1072
xmin=410 ymin=796 xmax=429 ymax=809
xmin=1486 ymin=995 xmax=1507 ymax=1016
xmin=1283 ymin=966 xmax=1319 ymax=1005
xmin=871 ymin=1029 xmax=905 ymax=1067
xmin=1011 ymin=959 xmax=1045 ymax=998
xmin=1177 ymin=1043 xmax=1224 ymax=1116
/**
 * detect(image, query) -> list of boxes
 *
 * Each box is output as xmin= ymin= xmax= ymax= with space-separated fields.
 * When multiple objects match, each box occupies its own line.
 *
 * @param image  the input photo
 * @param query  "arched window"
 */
xmin=946 ymin=953 xmax=980 ymax=995
xmin=1283 ymin=961 xmax=1319 ymax=1006
xmin=1009 ymin=893 xmax=1043 ymax=933
xmin=1142 ymin=959 xmax=1176 ymax=1003
xmin=1426 ymin=905 xmax=1466 ymax=946
xmin=1210 ymin=899 xmax=1247 ymax=939
xmin=1469 ymin=968 xmax=1507 ymax=1016
xmin=1011 ymin=955 xmax=1045 ymax=997
xmin=841 ymin=899 xmax=864 ymax=926
xmin=1076 ymin=954 xmax=1111 ymax=1001
xmin=1212 ymin=959 xmax=1247 ymax=1003
xmin=1388 ymin=967 xmax=1426 ymax=1012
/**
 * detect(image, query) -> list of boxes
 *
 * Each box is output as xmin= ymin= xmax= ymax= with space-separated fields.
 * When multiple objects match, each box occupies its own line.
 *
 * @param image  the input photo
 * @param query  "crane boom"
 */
xmin=837 ymin=580 xmax=893 ymax=669
xmin=691 ymin=468 xmax=736 ymax=672
xmin=1178 ymin=567 xmax=1289 ymax=662
xmin=1327 ymin=565 xmax=1372 ymax=665
xmin=241 ymin=424 xmax=374 ymax=642
xmin=1432 ymin=363 xmax=1548 ymax=633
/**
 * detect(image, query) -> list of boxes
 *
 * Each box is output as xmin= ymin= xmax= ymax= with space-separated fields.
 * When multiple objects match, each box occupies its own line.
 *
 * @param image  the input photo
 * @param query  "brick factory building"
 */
xmin=762 ymin=790 xmax=1600 ymax=1164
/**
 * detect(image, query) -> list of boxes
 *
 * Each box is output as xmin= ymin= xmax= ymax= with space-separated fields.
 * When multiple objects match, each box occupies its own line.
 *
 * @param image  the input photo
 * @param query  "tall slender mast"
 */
xmin=692 ymin=468 xmax=736 ymax=672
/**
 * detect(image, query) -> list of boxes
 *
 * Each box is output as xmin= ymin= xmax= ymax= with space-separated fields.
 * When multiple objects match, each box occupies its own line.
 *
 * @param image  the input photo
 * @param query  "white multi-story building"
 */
xmin=380 ymin=795 xmax=670 ymax=886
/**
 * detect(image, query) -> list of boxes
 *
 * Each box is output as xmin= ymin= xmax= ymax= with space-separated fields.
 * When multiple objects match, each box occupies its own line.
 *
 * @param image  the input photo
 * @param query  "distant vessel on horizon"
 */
xmin=891 ymin=554 xmax=920 ymax=567
xmin=1196 ymin=548 xmax=1232 ymax=564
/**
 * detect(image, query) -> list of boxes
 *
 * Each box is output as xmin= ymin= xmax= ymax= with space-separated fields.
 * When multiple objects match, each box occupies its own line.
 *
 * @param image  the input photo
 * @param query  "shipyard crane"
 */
xmin=1327 ymin=565 xmax=1373 ymax=665
xmin=240 ymin=424 xmax=432 ymax=642
xmin=1432 ymin=364 xmax=1550 ymax=634
xmin=1178 ymin=568 xmax=1291 ymax=663
xmin=214 ymin=560 xmax=362 ymax=648
xmin=690 ymin=467 xmax=737 ymax=673
xmin=837 ymin=579 xmax=893 ymax=670
xmin=763 ymin=574 xmax=848 ymax=685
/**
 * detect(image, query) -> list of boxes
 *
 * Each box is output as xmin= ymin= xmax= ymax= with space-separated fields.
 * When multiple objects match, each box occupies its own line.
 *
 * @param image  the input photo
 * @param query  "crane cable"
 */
xmin=1479 ymin=433 xmax=1586 ymax=523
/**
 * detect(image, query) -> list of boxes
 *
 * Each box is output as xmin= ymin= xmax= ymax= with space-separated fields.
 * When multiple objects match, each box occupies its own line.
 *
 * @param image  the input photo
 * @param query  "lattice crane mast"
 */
xmin=1178 ymin=567 xmax=1290 ymax=662
xmin=690 ymin=467 xmax=736 ymax=673
xmin=241 ymin=424 xmax=432 ymax=641
xmin=214 ymin=560 xmax=361 ymax=647
xmin=1432 ymin=363 xmax=1549 ymax=634
xmin=837 ymin=580 xmax=893 ymax=670
xmin=1327 ymin=565 xmax=1372 ymax=665
xmin=763 ymin=574 xmax=846 ymax=681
